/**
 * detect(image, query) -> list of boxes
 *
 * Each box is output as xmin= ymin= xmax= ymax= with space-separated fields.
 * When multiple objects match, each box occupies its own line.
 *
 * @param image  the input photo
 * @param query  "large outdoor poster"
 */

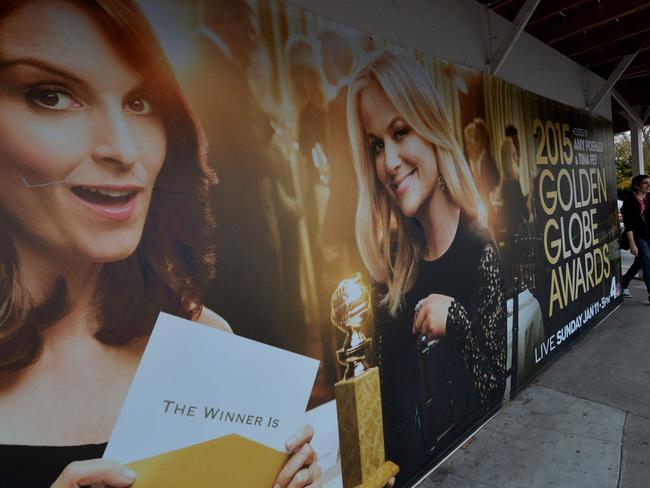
xmin=0 ymin=0 xmax=619 ymax=487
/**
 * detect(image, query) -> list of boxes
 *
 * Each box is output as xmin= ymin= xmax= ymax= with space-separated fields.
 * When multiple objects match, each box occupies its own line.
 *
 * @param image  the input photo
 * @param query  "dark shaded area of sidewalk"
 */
xmin=420 ymin=260 xmax=650 ymax=488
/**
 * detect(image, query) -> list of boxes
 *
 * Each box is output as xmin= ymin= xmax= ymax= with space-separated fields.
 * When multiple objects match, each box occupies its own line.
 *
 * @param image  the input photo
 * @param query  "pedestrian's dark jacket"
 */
xmin=622 ymin=195 xmax=649 ymax=242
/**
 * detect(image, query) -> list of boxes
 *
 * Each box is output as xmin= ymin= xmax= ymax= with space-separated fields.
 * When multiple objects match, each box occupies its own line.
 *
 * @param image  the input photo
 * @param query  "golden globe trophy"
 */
xmin=330 ymin=273 xmax=399 ymax=488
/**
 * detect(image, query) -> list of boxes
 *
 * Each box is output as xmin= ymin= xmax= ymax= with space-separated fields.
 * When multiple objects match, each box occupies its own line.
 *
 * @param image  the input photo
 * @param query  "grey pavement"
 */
xmin=420 ymin=251 xmax=650 ymax=488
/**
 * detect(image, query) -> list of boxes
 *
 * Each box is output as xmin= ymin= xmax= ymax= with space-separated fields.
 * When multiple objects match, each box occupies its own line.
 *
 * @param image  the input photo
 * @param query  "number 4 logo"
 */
xmin=610 ymin=277 xmax=619 ymax=298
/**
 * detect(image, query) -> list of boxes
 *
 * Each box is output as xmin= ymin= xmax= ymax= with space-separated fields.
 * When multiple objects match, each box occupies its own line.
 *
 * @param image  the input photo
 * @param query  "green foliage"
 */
xmin=614 ymin=128 xmax=650 ymax=199
xmin=615 ymin=133 xmax=633 ymax=197
xmin=644 ymin=126 xmax=650 ymax=170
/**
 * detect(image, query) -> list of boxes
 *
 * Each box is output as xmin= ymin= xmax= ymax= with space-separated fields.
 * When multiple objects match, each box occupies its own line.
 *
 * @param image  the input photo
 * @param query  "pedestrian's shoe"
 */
xmin=622 ymin=288 xmax=632 ymax=298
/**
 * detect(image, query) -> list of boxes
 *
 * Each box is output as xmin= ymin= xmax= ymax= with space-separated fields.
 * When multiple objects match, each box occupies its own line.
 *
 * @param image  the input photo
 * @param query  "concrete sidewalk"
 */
xmin=421 ymin=256 xmax=649 ymax=488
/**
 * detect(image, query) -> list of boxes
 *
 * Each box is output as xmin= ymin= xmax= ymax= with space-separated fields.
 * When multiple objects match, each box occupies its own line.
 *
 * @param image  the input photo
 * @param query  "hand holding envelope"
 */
xmin=274 ymin=425 xmax=321 ymax=488
xmin=50 ymin=459 xmax=136 ymax=488
xmin=51 ymin=427 xmax=320 ymax=488
xmin=102 ymin=313 xmax=321 ymax=487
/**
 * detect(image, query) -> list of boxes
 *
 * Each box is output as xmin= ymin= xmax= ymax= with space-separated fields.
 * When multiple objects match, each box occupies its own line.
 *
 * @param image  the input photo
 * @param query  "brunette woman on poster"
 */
xmin=347 ymin=49 xmax=507 ymax=485
xmin=0 ymin=1 xmax=320 ymax=487
xmin=621 ymin=174 xmax=650 ymax=301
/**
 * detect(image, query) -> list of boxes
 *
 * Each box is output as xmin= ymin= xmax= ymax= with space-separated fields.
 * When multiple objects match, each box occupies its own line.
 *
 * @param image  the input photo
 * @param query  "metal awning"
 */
xmin=478 ymin=0 xmax=650 ymax=133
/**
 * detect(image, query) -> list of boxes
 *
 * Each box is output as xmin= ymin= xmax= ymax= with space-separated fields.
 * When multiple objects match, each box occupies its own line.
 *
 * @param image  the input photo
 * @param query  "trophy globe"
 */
xmin=330 ymin=273 xmax=372 ymax=380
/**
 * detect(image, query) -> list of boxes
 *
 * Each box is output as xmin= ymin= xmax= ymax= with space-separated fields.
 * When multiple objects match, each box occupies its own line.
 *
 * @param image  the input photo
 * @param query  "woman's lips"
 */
xmin=392 ymin=169 xmax=416 ymax=196
xmin=71 ymin=185 xmax=141 ymax=221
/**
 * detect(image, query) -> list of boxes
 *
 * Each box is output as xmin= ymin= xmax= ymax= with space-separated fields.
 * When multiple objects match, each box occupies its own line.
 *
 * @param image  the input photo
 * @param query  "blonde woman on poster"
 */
xmin=347 ymin=49 xmax=507 ymax=485
xmin=0 ymin=1 xmax=320 ymax=486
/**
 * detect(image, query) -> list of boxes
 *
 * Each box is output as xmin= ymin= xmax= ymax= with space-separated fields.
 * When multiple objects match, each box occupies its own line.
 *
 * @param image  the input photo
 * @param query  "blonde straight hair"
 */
xmin=347 ymin=49 xmax=486 ymax=316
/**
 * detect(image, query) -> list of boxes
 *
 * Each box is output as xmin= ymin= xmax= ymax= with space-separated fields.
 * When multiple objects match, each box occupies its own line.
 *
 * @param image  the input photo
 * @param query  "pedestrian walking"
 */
xmin=621 ymin=174 xmax=650 ymax=301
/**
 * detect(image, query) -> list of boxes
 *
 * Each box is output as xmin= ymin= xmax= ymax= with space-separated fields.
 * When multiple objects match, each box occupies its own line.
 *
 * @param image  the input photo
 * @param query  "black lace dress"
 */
xmin=375 ymin=211 xmax=507 ymax=486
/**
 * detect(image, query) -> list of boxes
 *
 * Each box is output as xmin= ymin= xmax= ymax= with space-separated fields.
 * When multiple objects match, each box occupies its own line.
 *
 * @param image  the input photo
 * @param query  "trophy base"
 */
xmin=353 ymin=460 xmax=400 ymax=488
xmin=335 ymin=367 xmax=399 ymax=487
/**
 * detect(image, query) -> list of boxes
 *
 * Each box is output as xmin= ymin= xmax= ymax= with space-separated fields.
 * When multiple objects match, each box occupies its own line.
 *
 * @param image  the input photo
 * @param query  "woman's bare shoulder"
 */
xmin=195 ymin=307 xmax=233 ymax=333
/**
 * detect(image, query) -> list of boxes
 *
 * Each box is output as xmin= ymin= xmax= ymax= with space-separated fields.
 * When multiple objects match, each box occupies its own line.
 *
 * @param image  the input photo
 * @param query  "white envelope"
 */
xmin=105 ymin=312 xmax=320 ymax=467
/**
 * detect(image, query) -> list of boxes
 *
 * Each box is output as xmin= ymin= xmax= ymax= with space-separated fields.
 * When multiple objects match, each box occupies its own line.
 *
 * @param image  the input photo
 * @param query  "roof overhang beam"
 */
xmin=612 ymin=89 xmax=644 ymax=128
xmin=488 ymin=0 xmax=541 ymax=76
xmin=587 ymin=53 xmax=637 ymax=114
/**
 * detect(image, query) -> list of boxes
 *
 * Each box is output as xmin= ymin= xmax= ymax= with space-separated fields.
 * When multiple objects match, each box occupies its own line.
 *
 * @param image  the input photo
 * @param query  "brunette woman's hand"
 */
xmin=50 ymin=459 xmax=135 ymax=488
xmin=273 ymin=424 xmax=322 ymax=488
xmin=412 ymin=294 xmax=454 ymax=341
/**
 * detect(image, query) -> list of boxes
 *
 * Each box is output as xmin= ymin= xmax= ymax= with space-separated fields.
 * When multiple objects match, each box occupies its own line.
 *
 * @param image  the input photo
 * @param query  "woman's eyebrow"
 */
xmin=387 ymin=116 xmax=404 ymax=129
xmin=0 ymin=57 xmax=84 ymax=84
xmin=127 ymin=79 xmax=154 ymax=94
xmin=366 ymin=116 xmax=404 ymax=138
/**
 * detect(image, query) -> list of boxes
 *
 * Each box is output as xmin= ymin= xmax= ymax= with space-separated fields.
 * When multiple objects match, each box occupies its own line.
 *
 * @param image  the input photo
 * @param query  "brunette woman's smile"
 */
xmin=70 ymin=184 xmax=142 ymax=221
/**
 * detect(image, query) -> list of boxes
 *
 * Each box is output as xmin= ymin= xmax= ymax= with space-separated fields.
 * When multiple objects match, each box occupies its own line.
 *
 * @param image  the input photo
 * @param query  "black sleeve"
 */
xmin=445 ymin=243 xmax=507 ymax=408
xmin=622 ymin=197 xmax=639 ymax=231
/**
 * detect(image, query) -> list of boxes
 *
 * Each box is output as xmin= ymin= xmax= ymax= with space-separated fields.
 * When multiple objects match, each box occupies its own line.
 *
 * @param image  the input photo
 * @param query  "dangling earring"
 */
xmin=438 ymin=175 xmax=447 ymax=192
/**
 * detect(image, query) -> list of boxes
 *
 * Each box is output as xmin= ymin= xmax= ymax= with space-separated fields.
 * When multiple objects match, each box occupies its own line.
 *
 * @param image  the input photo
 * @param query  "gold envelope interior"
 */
xmin=127 ymin=434 xmax=288 ymax=487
